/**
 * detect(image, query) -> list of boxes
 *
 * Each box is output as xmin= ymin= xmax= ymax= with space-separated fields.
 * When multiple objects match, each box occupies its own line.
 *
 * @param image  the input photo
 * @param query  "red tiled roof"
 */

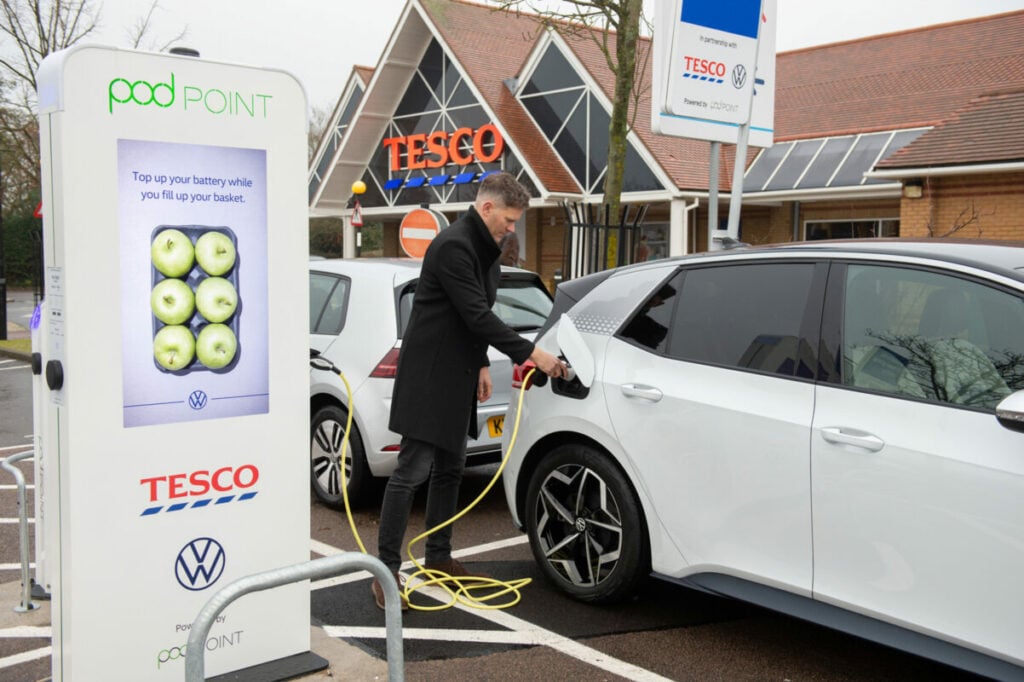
xmin=421 ymin=0 xmax=581 ymax=194
xmin=354 ymin=65 xmax=375 ymax=86
xmin=775 ymin=11 xmax=1024 ymax=141
xmin=876 ymin=90 xmax=1024 ymax=169
xmin=418 ymin=3 xmax=1024 ymax=193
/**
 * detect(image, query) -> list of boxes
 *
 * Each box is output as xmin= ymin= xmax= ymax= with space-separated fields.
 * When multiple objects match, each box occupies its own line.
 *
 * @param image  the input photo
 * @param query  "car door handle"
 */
xmin=820 ymin=427 xmax=885 ymax=452
xmin=620 ymin=384 xmax=663 ymax=402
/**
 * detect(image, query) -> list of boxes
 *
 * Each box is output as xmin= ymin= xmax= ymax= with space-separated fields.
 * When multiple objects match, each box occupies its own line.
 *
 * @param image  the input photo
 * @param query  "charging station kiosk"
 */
xmin=36 ymin=45 xmax=311 ymax=680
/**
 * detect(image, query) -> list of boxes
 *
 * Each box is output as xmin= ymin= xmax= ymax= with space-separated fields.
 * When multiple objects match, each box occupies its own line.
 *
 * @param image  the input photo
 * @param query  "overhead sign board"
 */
xmin=652 ymin=0 xmax=776 ymax=147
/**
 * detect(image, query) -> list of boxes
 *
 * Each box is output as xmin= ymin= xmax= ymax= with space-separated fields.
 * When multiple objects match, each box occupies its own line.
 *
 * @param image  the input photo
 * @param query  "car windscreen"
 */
xmin=396 ymin=276 xmax=553 ymax=337
xmin=495 ymin=277 xmax=553 ymax=331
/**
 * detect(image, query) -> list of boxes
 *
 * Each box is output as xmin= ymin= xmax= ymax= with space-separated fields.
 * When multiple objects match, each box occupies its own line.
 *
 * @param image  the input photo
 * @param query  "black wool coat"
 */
xmin=389 ymin=206 xmax=535 ymax=453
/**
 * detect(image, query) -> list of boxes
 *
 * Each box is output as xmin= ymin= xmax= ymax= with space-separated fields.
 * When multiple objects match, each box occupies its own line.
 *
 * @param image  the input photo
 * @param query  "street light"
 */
xmin=351 ymin=180 xmax=365 ymax=258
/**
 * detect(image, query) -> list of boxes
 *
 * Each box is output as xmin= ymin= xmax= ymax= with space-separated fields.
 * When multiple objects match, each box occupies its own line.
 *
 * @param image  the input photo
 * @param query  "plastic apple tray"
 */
xmin=151 ymin=225 xmax=240 ymax=374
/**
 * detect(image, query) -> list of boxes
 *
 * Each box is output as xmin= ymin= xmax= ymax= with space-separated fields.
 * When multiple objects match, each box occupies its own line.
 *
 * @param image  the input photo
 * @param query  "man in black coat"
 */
xmin=373 ymin=172 xmax=566 ymax=610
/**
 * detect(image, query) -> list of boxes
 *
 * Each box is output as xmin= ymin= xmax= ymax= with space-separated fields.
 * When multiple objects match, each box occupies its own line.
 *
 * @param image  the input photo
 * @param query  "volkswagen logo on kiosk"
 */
xmin=175 ymin=537 xmax=226 ymax=591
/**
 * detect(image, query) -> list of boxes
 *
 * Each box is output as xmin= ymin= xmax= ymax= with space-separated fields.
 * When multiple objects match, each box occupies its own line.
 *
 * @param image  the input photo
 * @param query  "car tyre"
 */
xmin=311 ymin=404 xmax=375 ymax=509
xmin=524 ymin=443 xmax=648 ymax=603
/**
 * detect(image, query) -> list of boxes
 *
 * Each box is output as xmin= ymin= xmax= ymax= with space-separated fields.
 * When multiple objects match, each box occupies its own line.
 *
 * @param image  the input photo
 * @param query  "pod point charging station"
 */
xmin=36 ymin=45 xmax=313 ymax=680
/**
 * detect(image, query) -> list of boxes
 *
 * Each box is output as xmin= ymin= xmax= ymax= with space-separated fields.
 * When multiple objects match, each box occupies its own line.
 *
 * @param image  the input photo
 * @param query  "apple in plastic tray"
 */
xmin=150 ymin=225 xmax=240 ymax=373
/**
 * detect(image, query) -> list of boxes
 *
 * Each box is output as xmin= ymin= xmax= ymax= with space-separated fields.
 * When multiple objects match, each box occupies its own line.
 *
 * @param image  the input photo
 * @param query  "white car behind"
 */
xmin=310 ymin=257 xmax=552 ymax=506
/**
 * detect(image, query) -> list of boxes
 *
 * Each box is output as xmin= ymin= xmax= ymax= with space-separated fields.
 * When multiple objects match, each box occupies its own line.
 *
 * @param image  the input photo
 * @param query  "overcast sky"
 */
xmin=87 ymin=0 xmax=1023 ymax=113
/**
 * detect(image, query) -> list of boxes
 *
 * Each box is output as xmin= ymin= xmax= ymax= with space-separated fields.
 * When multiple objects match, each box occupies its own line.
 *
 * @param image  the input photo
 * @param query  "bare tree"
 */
xmin=308 ymin=104 xmax=331 ymax=162
xmin=0 ymin=0 xmax=185 ymax=213
xmin=927 ymin=199 xmax=990 ymax=239
xmin=491 ymin=0 xmax=648 ymax=226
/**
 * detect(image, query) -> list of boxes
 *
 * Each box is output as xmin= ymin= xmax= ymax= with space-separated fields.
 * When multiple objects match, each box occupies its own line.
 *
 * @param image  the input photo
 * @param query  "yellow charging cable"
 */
xmin=328 ymin=363 xmax=536 ymax=611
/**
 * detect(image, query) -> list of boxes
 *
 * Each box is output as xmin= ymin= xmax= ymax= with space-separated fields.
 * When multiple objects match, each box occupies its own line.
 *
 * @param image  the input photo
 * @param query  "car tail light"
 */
xmin=512 ymin=360 xmax=539 ymax=390
xmin=370 ymin=347 xmax=401 ymax=378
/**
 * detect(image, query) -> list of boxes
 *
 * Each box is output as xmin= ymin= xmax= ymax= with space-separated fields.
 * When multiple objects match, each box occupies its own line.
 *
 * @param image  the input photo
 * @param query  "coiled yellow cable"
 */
xmin=332 ymin=366 xmax=535 ymax=611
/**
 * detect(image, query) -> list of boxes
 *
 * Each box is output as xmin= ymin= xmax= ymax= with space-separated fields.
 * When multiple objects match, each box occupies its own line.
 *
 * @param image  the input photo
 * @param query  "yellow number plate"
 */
xmin=487 ymin=415 xmax=505 ymax=438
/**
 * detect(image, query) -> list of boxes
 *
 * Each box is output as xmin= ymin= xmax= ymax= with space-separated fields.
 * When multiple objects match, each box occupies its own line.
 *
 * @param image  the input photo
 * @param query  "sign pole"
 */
xmin=721 ymin=0 xmax=766 ymax=247
xmin=708 ymin=140 xmax=720 ymax=249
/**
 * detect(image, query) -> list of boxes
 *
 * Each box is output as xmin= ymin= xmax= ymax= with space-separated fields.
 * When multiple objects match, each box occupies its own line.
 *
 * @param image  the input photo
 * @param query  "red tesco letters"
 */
xmin=140 ymin=464 xmax=259 ymax=502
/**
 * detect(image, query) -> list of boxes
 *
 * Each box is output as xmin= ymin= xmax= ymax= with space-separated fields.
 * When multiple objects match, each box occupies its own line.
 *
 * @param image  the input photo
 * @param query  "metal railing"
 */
xmin=0 ymin=450 xmax=39 ymax=612
xmin=185 ymin=552 xmax=404 ymax=681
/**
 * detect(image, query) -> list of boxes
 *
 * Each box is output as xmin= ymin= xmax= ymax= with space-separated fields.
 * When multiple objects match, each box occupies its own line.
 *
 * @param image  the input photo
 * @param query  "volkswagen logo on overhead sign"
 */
xmin=731 ymin=64 xmax=748 ymax=89
xmin=175 ymin=537 xmax=226 ymax=590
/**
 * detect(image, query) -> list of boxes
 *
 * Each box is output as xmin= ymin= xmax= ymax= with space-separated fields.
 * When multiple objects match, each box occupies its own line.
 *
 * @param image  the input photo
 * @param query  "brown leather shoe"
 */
xmin=371 ymin=572 xmax=409 ymax=611
xmin=424 ymin=558 xmax=492 ymax=580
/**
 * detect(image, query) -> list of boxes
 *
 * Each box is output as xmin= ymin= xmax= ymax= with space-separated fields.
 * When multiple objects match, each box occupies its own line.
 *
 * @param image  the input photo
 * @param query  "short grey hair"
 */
xmin=476 ymin=172 xmax=530 ymax=210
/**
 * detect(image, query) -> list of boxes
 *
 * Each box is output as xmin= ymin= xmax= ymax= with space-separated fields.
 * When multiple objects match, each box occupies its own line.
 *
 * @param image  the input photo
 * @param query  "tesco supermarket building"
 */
xmin=309 ymin=1 xmax=1024 ymax=287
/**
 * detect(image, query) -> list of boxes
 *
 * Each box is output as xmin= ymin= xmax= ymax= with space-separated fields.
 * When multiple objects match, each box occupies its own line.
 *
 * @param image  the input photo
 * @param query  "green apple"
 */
xmin=150 ymin=278 xmax=195 ymax=325
xmin=151 ymin=228 xmax=195 ymax=278
xmin=153 ymin=324 xmax=195 ymax=371
xmin=196 ymin=323 xmax=238 ymax=369
xmin=195 ymin=277 xmax=238 ymax=323
xmin=195 ymin=231 xmax=236 ymax=276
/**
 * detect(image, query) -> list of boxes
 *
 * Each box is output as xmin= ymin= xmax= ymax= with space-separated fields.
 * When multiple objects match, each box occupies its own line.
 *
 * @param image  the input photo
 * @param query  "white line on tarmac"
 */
xmin=0 ymin=626 xmax=50 ymax=638
xmin=308 ymin=535 xmax=528 ymax=590
xmin=309 ymin=537 xmax=673 ymax=682
xmin=0 ymin=365 xmax=29 ymax=372
xmin=0 ymin=485 xmax=34 ymax=491
xmin=323 ymin=626 xmax=544 ymax=645
xmin=0 ymin=445 xmax=33 ymax=453
xmin=0 ymin=563 xmax=36 ymax=570
xmin=0 ymin=519 xmax=34 ymax=524
xmin=0 ymin=645 xmax=52 ymax=670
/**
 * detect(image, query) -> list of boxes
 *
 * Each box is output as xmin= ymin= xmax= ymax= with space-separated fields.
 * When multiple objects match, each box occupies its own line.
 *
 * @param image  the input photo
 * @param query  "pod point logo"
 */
xmin=175 ymin=537 xmax=226 ymax=591
xmin=107 ymin=72 xmax=273 ymax=117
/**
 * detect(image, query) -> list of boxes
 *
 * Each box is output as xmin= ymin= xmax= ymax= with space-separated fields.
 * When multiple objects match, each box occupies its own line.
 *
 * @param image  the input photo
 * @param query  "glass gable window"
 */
xmin=519 ymin=43 xmax=662 ymax=194
xmin=745 ymin=128 xmax=929 ymax=193
xmin=309 ymin=83 xmax=364 ymax=203
xmin=358 ymin=38 xmax=534 ymax=208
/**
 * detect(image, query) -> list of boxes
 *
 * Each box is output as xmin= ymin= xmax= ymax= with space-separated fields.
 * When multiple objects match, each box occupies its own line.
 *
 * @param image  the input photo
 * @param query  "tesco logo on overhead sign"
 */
xmin=139 ymin=465 xmax=260 ymax=516
xmin=684 ymin=56 xmax=727 ymax=80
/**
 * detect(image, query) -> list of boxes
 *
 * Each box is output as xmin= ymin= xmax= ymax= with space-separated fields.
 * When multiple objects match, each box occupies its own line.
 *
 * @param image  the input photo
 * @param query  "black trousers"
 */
xmin=377 ymin=436 xmax=467 ymax=572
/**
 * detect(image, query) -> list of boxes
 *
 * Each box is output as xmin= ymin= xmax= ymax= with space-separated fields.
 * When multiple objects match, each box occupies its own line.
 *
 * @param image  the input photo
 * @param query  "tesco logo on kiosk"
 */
xmin=382 ymin=124 xmax=504 ymax=171
xmin=139 ymin=464 xmax=260 ymax=516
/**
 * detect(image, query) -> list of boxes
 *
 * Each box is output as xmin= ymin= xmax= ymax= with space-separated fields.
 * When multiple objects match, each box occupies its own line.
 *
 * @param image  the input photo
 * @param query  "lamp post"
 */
xmin=351 ymin=180 xmax=365 ymax=258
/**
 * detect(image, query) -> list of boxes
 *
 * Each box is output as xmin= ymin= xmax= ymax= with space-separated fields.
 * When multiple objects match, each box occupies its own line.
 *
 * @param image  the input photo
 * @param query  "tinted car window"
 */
xmin=619 ymin=272 xmax=683 ymax=353
xmin=309 ymin=272 xmax=349 ymax=335
xmin=666 ymin=262 xmax=817 ymax=376
xmin=842 ymin=264 xmax=1024 ymax=409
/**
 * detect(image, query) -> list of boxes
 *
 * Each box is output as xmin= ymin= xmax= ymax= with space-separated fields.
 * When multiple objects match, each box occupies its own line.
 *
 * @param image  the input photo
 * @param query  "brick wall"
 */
xmin=899 ymin=172 xmax=1024 ymax=240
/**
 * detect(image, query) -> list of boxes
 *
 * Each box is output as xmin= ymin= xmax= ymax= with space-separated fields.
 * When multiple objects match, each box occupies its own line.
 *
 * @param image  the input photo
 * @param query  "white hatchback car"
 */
xmin=502 ymin=240 xmax=1024 ymax=679
xmin=310 ymin=258 xmax=552 ymax=507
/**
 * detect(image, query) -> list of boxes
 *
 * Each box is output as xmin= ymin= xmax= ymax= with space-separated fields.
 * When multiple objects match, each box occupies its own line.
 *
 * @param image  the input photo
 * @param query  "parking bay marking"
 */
xmin=311 ymin=537 xmax=673 ymax=682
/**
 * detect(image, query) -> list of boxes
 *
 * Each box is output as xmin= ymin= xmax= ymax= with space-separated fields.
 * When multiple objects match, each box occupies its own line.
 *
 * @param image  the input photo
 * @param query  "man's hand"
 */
xmin=529 ymin=346 xmax=567 ymax=379
xmin=477 ymin=366 xmax=493 ymax=403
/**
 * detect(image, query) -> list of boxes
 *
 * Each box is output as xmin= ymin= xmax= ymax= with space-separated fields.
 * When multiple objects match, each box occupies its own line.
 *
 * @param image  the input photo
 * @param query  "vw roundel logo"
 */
xmin=188 ymin=390 xmax=208 ymax=410
xmin=175 ymin=537 xmax=226 ymax=591
xmin=732 ymin=64 xmax=748 ymax=89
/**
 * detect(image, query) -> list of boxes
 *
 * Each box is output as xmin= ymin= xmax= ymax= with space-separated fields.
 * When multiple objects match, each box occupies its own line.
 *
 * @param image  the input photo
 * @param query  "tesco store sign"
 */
xmin=382 ymin=123 xmax=504 ymax=170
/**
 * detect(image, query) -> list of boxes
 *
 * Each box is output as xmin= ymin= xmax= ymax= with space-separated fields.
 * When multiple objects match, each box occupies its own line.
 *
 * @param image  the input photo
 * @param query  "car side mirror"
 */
xmin=995 ymin=390 xmax=1024 ymax=434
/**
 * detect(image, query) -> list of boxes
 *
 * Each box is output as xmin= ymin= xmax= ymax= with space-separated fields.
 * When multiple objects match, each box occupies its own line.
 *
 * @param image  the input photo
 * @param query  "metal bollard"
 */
xmin=0 ymin=451 xmax=39 ymax=612
xmin=185 ymin=552 xmax=404 ymax=682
